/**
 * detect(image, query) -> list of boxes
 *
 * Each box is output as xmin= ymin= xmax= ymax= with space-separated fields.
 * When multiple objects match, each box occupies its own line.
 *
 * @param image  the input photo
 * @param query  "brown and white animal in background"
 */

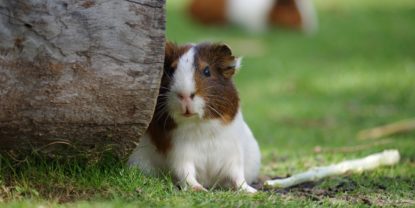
xmin=128 ymin=42 xmax=261 ymax=193
xmin=189 ymin=0 xmax=318 ymax=34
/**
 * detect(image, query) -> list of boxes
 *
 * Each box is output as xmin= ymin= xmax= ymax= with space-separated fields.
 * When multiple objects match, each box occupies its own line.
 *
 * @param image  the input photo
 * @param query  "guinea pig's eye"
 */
xmin=203 ymin=66 xmax=211 ymax=77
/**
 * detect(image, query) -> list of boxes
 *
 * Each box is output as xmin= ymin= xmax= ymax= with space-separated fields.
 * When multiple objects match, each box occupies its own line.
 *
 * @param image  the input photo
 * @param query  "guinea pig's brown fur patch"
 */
xmin=193 ymin=43 xmax=240 ymax=124
xmin=268 ymin=0 xmax=302 ymax=28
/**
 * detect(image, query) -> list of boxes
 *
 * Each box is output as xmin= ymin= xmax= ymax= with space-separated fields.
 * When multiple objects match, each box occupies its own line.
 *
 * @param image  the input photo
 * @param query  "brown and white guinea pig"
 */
xmin=128 ymin=42 xmax=261 ymax=193
xmin=188 ymin=0 xmax=318 ymax=34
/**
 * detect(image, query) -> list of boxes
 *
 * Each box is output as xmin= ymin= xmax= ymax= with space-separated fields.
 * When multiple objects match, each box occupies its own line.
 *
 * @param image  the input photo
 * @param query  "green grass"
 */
xmin=1 ymin=0 xmax=415 ymax=207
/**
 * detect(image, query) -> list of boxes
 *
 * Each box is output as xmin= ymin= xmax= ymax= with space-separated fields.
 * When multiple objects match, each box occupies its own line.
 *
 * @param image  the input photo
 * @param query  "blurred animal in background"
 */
xmin=188 ymin=0 xmax=318 ymax=34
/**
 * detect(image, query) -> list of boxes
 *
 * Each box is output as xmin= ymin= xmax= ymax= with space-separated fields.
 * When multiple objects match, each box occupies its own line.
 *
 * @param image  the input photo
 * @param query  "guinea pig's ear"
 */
xmin=222 ymin=56 xmax=242 ymax=78
xmin=212 ymin=43 xmax=233 ymax=57
xmin=214 ymin=44 xmax=242 ymax=79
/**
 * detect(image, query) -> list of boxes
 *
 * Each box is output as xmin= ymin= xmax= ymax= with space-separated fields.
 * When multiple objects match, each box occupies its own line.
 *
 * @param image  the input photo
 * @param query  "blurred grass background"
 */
xmin=1 ymin=0 xmax=414 ymax=206
xmin=167 ymin=0 xmax=415 ymax=156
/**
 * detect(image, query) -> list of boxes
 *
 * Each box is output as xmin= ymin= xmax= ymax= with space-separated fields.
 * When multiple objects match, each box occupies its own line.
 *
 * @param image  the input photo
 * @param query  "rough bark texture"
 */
xmin=0 ymin=0 xmax=165 ymax=158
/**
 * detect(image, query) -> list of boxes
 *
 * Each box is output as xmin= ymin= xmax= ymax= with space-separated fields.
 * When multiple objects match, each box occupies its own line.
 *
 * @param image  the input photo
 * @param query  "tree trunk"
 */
xmin=0 ymin=0 xmax=165 ymax=158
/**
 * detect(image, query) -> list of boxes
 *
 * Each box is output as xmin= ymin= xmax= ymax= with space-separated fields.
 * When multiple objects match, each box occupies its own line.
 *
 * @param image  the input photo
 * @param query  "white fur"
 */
xmin=167 ymin=47 xmax=206 ymax=120
xmin=128 ymin=111 xmax=261 ymax=193
xmin=294 ymin=0 xmax=318 ymax=35
xmin=170 ymin=47 xmax=196 ymax=98
xmin=226 ymin=0 xmax=274 ymax=32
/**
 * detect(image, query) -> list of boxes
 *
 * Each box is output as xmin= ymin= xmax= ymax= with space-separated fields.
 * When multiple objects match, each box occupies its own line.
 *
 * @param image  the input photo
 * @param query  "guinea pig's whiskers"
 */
xmin=156 ymin=98 xmax=168 ymax=106
xmin=204 ymin=95 xmax=235 ymax=108
xmin=164 ymin=71 xmax=173 ymax=80
xmin=158 ymin=93 xmax=170 ymax=98
xmin=203 ymin=99 xmax=226 ymax=109
xmin=204 ymin=95 xmax=231 ymax=103
xmin=206 ymin=104 xmax=225 ymax=120
xmin=203 ymin=93 xmax=231 ymax=101
xmin=205 ymin=100 xmax=230 ymax=109
xmin=154 ymin=100 xmax=170 ymax=122
xmin=155 ymin=106 xmax=169 ymax=122
xmin=199 ymin=86 xmax=216 ymax=91
xmin=159 ymin=86 xmax=171 ymax=91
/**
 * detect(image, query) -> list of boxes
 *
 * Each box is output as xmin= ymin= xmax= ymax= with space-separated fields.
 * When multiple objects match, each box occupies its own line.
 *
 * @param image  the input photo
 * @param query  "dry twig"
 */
xmin=358 ymin=119 xmax=415 ymax=140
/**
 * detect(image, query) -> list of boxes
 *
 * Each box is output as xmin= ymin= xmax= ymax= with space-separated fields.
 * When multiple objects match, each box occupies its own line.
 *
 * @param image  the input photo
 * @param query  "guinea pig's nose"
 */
xmin=177 ymin=92 xmax=195 ymax=101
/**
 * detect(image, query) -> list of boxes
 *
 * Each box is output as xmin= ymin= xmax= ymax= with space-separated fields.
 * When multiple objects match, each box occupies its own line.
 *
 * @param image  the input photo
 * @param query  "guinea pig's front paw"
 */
xmin=240 ymin=185 xmax=258 ymax=194
xmin=191 ymin=184 xmax=208 ymax=192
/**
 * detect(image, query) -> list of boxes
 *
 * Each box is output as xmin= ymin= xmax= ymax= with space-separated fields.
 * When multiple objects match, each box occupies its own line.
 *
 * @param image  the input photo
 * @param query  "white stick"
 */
xmin=264 ymin=150 xmax=400 ymax=188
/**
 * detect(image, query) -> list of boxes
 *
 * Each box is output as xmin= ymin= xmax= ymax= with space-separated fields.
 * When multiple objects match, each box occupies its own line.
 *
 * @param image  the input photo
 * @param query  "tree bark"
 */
xmin=0 ymin=0 xmax=165 ymax=158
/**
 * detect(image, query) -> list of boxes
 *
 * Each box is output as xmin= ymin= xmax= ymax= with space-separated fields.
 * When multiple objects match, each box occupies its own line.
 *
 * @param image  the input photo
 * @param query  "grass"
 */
xmin=1 ymin=0 xmax=415 ymax=207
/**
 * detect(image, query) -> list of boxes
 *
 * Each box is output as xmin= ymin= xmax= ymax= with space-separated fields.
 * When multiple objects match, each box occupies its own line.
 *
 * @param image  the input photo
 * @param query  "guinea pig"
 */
xmin=128 ymin=42 xmax=261 ymax=193
xmin=188 ymin=0 xmax=318 ymax=34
